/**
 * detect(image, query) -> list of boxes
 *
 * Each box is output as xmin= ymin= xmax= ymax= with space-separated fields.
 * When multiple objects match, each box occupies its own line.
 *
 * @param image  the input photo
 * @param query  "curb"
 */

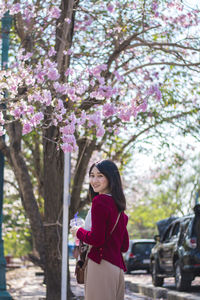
xmin=125 ymin=280 xmax=200 ymax=300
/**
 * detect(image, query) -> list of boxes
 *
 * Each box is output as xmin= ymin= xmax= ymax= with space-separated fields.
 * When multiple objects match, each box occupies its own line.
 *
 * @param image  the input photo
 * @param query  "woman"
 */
xmin=71 ymin=160 xmax=129 ymax=300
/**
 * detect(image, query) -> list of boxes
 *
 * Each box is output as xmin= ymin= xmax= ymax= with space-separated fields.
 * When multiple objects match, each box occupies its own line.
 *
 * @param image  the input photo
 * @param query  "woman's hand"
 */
xmin=70 ymin=226 xmax=80 ymax=237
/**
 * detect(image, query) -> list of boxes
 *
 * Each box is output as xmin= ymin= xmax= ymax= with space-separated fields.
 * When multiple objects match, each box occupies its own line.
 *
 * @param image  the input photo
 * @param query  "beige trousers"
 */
xmin=84 ymin=258 xmax=125 ymax=300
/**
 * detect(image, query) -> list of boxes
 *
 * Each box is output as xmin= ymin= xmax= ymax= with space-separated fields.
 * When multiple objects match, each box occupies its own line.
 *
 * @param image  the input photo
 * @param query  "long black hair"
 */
xmin=89 ymin=160 xmax=126 ymax=212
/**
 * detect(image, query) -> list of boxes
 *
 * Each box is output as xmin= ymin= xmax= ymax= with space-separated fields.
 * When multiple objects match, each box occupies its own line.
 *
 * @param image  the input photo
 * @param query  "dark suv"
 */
xmin=124 ymin=239 xmax=156 ymax=274
xmin=150 ymin=204 xmax=200 ymax=291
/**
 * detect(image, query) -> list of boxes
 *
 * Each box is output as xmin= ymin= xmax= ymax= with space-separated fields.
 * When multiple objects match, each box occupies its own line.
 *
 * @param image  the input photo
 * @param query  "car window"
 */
xmin=187 ymin=219 xmax=194 ymax=236
xmin=162 ymin=224 xmax=173 ymax=242
xmin=171 ymin=222 xmax=180 ymax=237
xmin=179 ymin=219 xmax=190 ymax=244
xmin=190 ymin=216 xmax=200 ymax=238
xmin=132 ymin=243 xmax=155 ymax=255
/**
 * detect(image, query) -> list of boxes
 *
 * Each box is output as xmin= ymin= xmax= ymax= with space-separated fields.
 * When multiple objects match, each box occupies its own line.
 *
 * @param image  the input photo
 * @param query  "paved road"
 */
xmin=125 ymin=270 xmax=200 ymax=298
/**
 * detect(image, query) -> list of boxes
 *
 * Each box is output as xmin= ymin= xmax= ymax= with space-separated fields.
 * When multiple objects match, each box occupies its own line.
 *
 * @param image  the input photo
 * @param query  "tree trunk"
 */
xmin=43 ymin=125 xmax=64 ymax=300
xmin=70 ymin=138 xmax=96 ymax=218
xmin=7 ymin=121 xmax=45 ymax=266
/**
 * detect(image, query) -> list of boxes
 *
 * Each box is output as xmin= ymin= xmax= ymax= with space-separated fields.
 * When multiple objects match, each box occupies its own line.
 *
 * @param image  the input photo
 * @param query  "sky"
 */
xmin=184 ymin=0 xmax=199 ymax=7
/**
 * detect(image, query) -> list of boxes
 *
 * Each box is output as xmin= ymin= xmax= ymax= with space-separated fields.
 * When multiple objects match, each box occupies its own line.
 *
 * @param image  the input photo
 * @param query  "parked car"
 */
xmin=124 ymin=239 xmax=156 ymax=274
xmin=68 ymin=242 xmax=75 ymax=258
xmin=150 ymin=204 xmax=200 ymax=291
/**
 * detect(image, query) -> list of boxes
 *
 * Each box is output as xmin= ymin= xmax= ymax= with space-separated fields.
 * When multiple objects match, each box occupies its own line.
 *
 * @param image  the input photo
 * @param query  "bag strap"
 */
xmin=82 ymin=245 xmax=92 ymax=270
xmin=110 ymin=213 xmax=121 ymax=235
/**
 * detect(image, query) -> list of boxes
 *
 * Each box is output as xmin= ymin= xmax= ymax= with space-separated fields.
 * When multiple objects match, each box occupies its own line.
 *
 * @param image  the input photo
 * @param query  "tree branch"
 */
xmin=113 ymin=108 xmax=200 ymax=160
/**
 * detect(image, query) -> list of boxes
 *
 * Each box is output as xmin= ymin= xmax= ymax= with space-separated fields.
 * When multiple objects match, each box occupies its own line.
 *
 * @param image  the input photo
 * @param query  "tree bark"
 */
xmin=70 ymin=138 xmax=96 ymax=218
xmin=43 ymin=125 xmax=64 ymax=300
xmin=6 ymin=121 xmax=45 ymax=267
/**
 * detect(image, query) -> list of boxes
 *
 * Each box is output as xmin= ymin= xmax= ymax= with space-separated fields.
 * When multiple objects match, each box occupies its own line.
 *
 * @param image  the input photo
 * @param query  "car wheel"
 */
xmin=175 ymin=260 xmax=191 ymax=291
xmin=151 ymin=261 xmax=164 ymax=287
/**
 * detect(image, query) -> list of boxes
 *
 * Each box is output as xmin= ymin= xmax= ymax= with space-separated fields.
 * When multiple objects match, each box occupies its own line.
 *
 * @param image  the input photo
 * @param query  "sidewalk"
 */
xmin=6 ymin=265 xmax=46 ymax=300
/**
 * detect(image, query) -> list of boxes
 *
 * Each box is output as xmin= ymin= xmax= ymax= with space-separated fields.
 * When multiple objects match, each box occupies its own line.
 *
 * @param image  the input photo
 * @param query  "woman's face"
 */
xmin=89 ymin=166 xmax=110 ymax=194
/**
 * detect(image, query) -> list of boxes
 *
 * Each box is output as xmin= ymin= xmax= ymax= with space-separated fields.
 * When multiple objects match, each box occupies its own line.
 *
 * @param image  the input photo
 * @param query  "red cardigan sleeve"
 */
xmin=121 ymin=228 xmax=129 ymax=252
xmin=76 ymin=195 xmax=109 ymax=247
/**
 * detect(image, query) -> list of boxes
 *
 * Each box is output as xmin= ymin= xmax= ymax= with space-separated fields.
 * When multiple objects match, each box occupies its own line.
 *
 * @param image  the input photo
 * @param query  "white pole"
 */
xmin=61 ymin=152 xmax=71 ymax=300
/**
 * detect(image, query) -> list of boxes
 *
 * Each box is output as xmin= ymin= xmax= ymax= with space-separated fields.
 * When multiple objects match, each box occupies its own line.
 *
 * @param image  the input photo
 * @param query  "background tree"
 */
xmin=127 ymin=147 xmax=200 ymax=238
xmin=0 ymin=0 xmax=200 ymax=299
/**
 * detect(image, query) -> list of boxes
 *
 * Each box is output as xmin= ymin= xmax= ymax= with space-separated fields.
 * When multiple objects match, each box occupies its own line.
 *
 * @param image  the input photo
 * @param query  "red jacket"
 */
xmin=77 ymin=194 xmax=129 ymax=271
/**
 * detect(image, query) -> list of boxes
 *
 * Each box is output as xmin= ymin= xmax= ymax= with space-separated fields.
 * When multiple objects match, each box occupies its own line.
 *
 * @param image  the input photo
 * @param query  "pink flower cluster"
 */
xmin=0 ymin=112 xmax=5 ymax=136
xmin=0 ymin=0 xmax=199 ymax=153
xmin=147 ymin=85 xmax=162 ymax=102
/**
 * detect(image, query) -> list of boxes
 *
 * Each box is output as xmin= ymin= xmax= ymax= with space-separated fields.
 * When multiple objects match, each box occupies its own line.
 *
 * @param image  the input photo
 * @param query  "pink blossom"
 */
xmin=65 ymin=68 xmax=74 ymax=77
xmin=31 ymin=112 xmax=44 ymax=126
xmin=61 ymin=134 xmax=78 ymax=152
xmin=90 ymin=80 xmax=95 ymax=86
xmin=107 ymin=4 xmax=115 ymax=13
xmin=103 ymin=103 xmax=116 ymax=117
xmin=85 ymin=18 xmax=93 ymax=26
xmin=10 ymin=3 xmax=21 ymax=15
xmin=35 ymin=71 xmax=45 ymax=84
xmin=76 ymin=83 xmax=87 ymax=95
xmin=43 ymin=90 xmax=52 ymax=106
xmin=0 ymin=126 xmax=5 ymax=136
xmin=61 ymin=143 xmax=74 ymax=152
xmin=12 ymin=108 xmax=22 ymax=119
xmin=114 ymin=128 xmax=120 ymax=135
xmin=114 ymin=71 xmax=124 ymax=82
xmin=98 ymin=77 xmax=105 ymax=85
xmin=140 ymin=100 xmax=148 ymax=112
xmin=147 ymin=85 xmax=162 ymax=101
xmin=22 ymin=123 xmax=32 ymax=135
xmin=57 ymin=99 xmax=64 ymax=110
xmin=152 ymin=1 xmax=158 ymax=12
xmin=23 ymin=7 xmax=34 ymax=23
xmin=48 ymin=47 xmax=56 ymax=57
xmin=61 ymin=124 xmax=75 ymax=135
xmin=22 ymin=52 xmax=33 ymax=61
xmin=25 ymin=76 xmax=35 ymax=86
xmin=67 ymin=87 xmax=75 ymax=97
xmin=65 ymin=18 xmax=71 ymax=24
xmin=104 ymin=86 xmax=118 ymax=99
xmin=52 ymin=113 xmax=63 ymax=126
xmin=0 ymin=112 xmax=5 ymax=125
xmin=118 ymin=109 xmax=132 ymax=121
xmin=90 ymin=64 xmax=107 ymax=77
xmin=155 ymin=89 xmax=162 ymax=101
xmin=131 ymin=102 xmax=139 ymax=118
xmin=88 ymin=111 xmax=101 ymax=127
xmin=53 ymin=82 xmax=67 ymax=94
xmin=49 ymin=6 xmax=61 ymax=19
xmin=62 ymin=134 xmax=76 ymax=144
xmin=26 ymin=106 xmax=35 ymax=114
xmin=67 ymin=49 xmax=73 ymax=55
xmin=32 ymin=91 xmax=43 ymax=103
xmin=54 ymin=113 xmax=63 ymax=123
xmin=96 ymin=126 xmax=105 ymax=137
xmin=69 ymin=113 xmax=77 ymax=124
xmin=78 ymin=111 xmax=87 ymax=125
xmin=47 ymin=68 xmax=60 ymax=81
